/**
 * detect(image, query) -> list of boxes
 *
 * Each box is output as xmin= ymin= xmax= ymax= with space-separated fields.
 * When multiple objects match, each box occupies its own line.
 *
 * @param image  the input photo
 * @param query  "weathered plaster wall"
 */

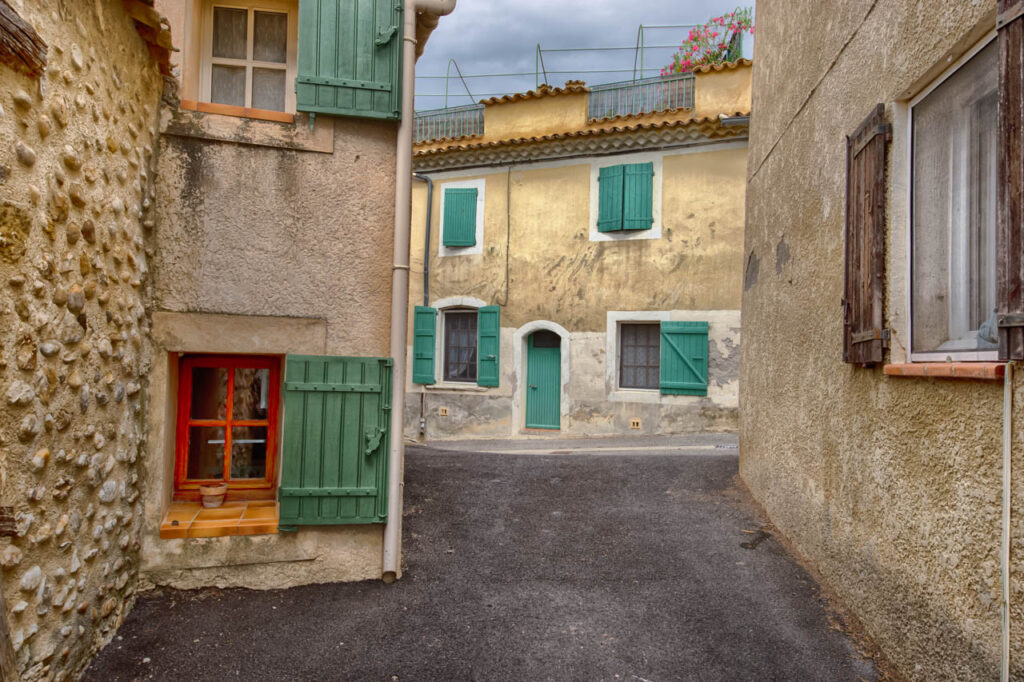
xmin=484 ymin=92 xmax=588 ymax=141
xmin=146 ymin=95 xmax=397 ymax=586
xmin=740 ymin=1 xmax=1021 ymax=679
xmin=406 ymin=142 xmax=746 ymax=438
xmin=0 ymin=1 xmax=163 ymax=679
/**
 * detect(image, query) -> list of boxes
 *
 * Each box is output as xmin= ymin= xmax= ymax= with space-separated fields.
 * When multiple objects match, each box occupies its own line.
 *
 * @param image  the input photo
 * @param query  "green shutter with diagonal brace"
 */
xmin=660 ymin=321 xmax=709 ymax=396
xmin=279 ymin=355 xmax=391 ymax=527
xmin=296 ymin=0 xmax=403 ymax=121
xmin=442 ymin=188 xmax=478 ymax=246
xmin=477 ymin=305 xmax=500 ymax=387
xmin=412 ymin=306 xmax=437 ymax=384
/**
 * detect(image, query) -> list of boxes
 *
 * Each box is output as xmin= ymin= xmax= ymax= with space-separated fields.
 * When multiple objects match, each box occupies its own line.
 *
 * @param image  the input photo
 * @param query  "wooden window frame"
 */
xmin=906 ymin=32 xmax=999 ymax=363
xmin=618 ymin=322 xmax=660 ymax=390
xmin=174 ymin=354 xmax=281 ymax=501
xmin=199 ymin=0 xmax=298 ymax=115
xmin=442 ymin=310 xmax=479 ymax=383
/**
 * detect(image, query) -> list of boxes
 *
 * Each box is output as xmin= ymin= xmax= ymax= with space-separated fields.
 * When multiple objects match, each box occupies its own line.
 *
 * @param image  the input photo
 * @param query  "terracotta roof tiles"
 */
xmin=480 ymin=80 xmax=589 ymax=105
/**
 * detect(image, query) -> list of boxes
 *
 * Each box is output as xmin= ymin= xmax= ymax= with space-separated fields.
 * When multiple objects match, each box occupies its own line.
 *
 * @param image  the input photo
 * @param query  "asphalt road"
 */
xmin=85 ymin=436 xmax=879 ymax=681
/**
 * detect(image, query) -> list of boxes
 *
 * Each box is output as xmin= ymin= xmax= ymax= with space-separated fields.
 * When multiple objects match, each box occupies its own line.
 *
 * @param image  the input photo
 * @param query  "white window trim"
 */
xmin=199 ymin=0 xmax=299 ymax=114
xmin=905 ymin=31 xmax=998 ymax=363
xmin=430 ymin=297 xmax=486 ymax=389
xmin=589 ymin=151 xmax=663 ymax=242
xmin=438 ymin=179 xmax=486 ymax=257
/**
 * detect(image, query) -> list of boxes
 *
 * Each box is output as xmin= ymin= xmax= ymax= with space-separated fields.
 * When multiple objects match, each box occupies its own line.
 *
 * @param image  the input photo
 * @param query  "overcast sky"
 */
xmin=415 ymin=1 xmax=755 ymax=110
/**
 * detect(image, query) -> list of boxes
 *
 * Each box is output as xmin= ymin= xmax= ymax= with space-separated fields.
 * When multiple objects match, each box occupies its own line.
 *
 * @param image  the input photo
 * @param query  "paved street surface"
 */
xmin=86 ymin=434 xmax=879 ymax=681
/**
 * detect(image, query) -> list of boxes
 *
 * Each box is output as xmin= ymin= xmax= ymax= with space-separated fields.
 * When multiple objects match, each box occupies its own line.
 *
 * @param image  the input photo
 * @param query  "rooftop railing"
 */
xmin=414 ymin=103 xmax=485 ymax=143
xmin=587 ymin=73 xmax=695 ymax=121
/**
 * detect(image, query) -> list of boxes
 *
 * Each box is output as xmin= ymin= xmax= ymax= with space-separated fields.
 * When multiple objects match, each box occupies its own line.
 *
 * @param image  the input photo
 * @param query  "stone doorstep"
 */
xmin=159 ymin=500 xmax=279 ymax=539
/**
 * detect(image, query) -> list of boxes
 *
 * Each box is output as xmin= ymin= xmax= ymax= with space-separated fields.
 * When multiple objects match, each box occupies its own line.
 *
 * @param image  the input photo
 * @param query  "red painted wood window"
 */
xmin=175 ymin=355 xmax=281 ymax=500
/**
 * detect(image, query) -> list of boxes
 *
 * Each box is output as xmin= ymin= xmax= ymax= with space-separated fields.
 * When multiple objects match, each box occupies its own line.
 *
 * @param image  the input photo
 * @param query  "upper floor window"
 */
xmin=597 ymin=162 xmax=654 ymax=232
xmin=201 ymin=1 xmax=298 ymax=113
xmin=910 ymin=37 xmax=997 ymax=359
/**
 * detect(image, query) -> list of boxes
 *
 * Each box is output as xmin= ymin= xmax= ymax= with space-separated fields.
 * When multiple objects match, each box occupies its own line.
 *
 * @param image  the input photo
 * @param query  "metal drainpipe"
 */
xmin=1001 ymin=361 xmax=1014 ymax=681
xmin=413 ymin=173 xmax=432 ymax=436
xmin=383 ymin=0 xmax=455 ymax=584
xmin=413 ymin=173 xmax=433 ymax=306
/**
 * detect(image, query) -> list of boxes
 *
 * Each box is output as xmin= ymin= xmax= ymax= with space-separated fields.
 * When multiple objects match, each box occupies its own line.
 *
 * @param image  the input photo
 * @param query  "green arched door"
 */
xmin=525 ymin=330 xmax=561 ymax=429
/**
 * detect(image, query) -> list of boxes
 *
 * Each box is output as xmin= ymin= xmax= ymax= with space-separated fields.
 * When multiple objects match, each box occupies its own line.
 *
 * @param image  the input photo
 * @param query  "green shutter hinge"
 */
xmin=278 ymin=525 xmax=298 ymax=533
xmin=365 ymin=426 xmax=385 ymax=456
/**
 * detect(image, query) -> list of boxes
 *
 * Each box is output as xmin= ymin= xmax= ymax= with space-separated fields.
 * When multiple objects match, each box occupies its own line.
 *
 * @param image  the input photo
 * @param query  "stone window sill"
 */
xmin=180 ymin=99 xmax=295 ymax=124
xmin=425 ymin=382 xmax=489 ymax=392
xmin=883 ymin=363 xmax=1005 ymax=380
xmin=159 ymin=500 xmax=279 ymax=539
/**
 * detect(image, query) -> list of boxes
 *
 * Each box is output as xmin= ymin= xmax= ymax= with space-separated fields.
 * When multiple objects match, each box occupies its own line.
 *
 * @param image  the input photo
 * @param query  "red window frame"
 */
xmin=174 ymin=355 xmax=281 ymax=501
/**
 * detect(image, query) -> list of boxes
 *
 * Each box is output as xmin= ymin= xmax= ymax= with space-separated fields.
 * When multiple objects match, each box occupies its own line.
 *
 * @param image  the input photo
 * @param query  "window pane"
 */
xmin=233 ymin=368 xmax=269 ymax=420
xmin=252 ymin=68 xmax=285 ymax=111
xmin=212 ymin=7 xmax=248 ymax=60
xmin=190 ymin=366 xmax=228 ymax=419
xmin=230 ymin=426 xmax=267 ymax=479
xmin=444 ymin=311 xmax=478 ymax=382
xmin=620 ymin=323 xmax=660 ymax=389
xmin=187 ymin=425 xmax=225 ymax=479
xmin=211 ymin=64 xmax=246 ymax=107
xmin=911 ymin=41 xmax=998 ymax=354
xmin=253 ymin=11 xmax=288 ymax=63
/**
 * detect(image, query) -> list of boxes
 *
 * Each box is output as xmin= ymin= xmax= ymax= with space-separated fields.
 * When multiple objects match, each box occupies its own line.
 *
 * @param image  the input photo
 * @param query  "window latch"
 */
xmin=364 ymin=426 xmax=385 ymax=457
xmin=375 ymin=25 xmax=398 ymax=46
xmin=998 ymin=313 xmax=1024 ymax=328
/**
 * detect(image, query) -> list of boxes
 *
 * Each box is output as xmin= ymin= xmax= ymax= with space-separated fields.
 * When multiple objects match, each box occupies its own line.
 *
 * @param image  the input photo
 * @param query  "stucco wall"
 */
xmin=740 ymin=1 xmax=1021 ymax=679
xmin=0 ymin=1 xmax=164 ymax=678
xmin=406 ymin=142 xmax=746 ymax=438
xmin=145 ymin=94 xmax=397 ymax=586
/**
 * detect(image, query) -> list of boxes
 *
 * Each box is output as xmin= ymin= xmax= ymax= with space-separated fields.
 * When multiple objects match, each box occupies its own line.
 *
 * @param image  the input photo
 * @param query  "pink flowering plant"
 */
xmin=662 ymin=7 xmax=753 ymax=76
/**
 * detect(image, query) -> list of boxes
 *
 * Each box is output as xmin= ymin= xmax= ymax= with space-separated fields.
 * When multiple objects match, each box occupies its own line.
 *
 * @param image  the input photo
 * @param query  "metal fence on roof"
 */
xmin=587 ymin=73 xmax=694 ymax=121
xmin=414 ymin=103 xmax=485 ymax=143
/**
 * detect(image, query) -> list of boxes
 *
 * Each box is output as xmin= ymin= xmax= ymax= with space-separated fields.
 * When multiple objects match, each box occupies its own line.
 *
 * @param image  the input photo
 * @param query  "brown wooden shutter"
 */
xmin=998 ymin=0 xmax=1024 ymax=360
xmin=0 ymin=1 xmax=46 ymax=78
xmin=843 ymin=104 xmax=890 ymax=365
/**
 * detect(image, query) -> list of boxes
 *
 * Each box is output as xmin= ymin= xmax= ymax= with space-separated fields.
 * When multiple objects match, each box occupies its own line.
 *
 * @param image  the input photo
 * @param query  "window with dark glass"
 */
xmin=175 ymin=355 xmax=280 ymax=499
xmin=619 ymin=323 xmax=660 ymax=389
xmin=444 ymin=311 xmax=478 ymax=382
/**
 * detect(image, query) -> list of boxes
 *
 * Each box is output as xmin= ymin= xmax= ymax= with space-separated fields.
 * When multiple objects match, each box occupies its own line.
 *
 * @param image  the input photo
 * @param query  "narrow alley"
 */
xmin=85 ymin=436 xmax=880 ymax=681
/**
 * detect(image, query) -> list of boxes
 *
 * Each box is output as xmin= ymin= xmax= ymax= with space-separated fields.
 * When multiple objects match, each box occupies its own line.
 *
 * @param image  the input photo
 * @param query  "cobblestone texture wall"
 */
xmin=0 ymin=1 xmax=162 ymax=679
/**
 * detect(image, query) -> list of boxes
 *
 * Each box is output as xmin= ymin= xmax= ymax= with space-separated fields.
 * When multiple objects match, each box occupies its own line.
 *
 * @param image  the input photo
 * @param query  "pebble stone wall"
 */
xmin=0 ymin=1 xmax=163 ymax=679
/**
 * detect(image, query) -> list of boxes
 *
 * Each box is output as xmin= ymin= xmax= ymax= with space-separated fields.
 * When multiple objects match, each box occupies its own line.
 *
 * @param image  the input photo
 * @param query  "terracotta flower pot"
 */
xmin=199 ymin=483 xmax=228 ymax=509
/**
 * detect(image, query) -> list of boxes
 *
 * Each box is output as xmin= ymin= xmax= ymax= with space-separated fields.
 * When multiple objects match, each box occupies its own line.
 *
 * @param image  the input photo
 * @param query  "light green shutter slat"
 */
xmin=279 ymin=355 xmax=392 ymax=526
xmin=597 ymin=165 xmax=625 ymax=232
xmin=623 ymin=162 xmax=654 ymax=230
xmin=412 ymin=306 xmax=437 ymax=384
xmin=442 ymin=188 xmax=477 ymax=247
xmin=660 ymin=321 xmax=709 ymax=396
xmin=296 ymin=0 xmax=403 ymax=121
xmin=477 ymin=305 xmax=500 ymax=387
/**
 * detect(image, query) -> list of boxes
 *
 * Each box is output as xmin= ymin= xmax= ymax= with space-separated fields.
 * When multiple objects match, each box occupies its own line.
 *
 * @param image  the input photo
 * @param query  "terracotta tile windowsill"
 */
xmin=160 ymin=500 xmax=279 ymax=539
xmin=883 ymin=363 xmax=1005 ymax=380
xmin=179 ymin=99 xmax=295 ymax=124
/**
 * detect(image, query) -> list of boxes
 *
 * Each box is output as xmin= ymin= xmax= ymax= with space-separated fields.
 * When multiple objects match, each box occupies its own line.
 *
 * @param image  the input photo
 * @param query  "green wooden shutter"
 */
xmin=412 ymin=306 xmax=437 ymax=384
xmin=477 ymin=305 xmax=500 ymax=387
xmin=279 ymin=355 xmax=392 ymax=527
xmin=660 ymin=321 xmax=709 ymax=396
xmin=623 ymin=162 xmax=654 ymax=230
xmin=442 ymin=188 xmax=478 ymax=247
xmin=597 ymin=165 xmax=625 ymax=232
xmin=295 ymin=0 xmax=403 ymax=121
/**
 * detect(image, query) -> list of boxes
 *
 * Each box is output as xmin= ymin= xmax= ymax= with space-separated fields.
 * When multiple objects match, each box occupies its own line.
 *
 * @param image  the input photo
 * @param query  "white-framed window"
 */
xmin=908 ymin=34 xmax=998 ymax=361
xmin=437 ymin=178 xmax=486 ymax=257
xmin=442 ymin=308 xmax=478 ymax=383
xmin=588 ymin=152 xmax=663 ymax=243
xmin=200 ymin=1 xmax=298 ymax=113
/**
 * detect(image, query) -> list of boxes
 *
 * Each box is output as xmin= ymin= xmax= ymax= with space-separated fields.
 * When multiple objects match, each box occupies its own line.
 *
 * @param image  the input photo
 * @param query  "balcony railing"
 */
xmin=587 ymin=73 xmax=694 ymax=121
xmin=414 ymin=103 xmax=485 ymax=143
